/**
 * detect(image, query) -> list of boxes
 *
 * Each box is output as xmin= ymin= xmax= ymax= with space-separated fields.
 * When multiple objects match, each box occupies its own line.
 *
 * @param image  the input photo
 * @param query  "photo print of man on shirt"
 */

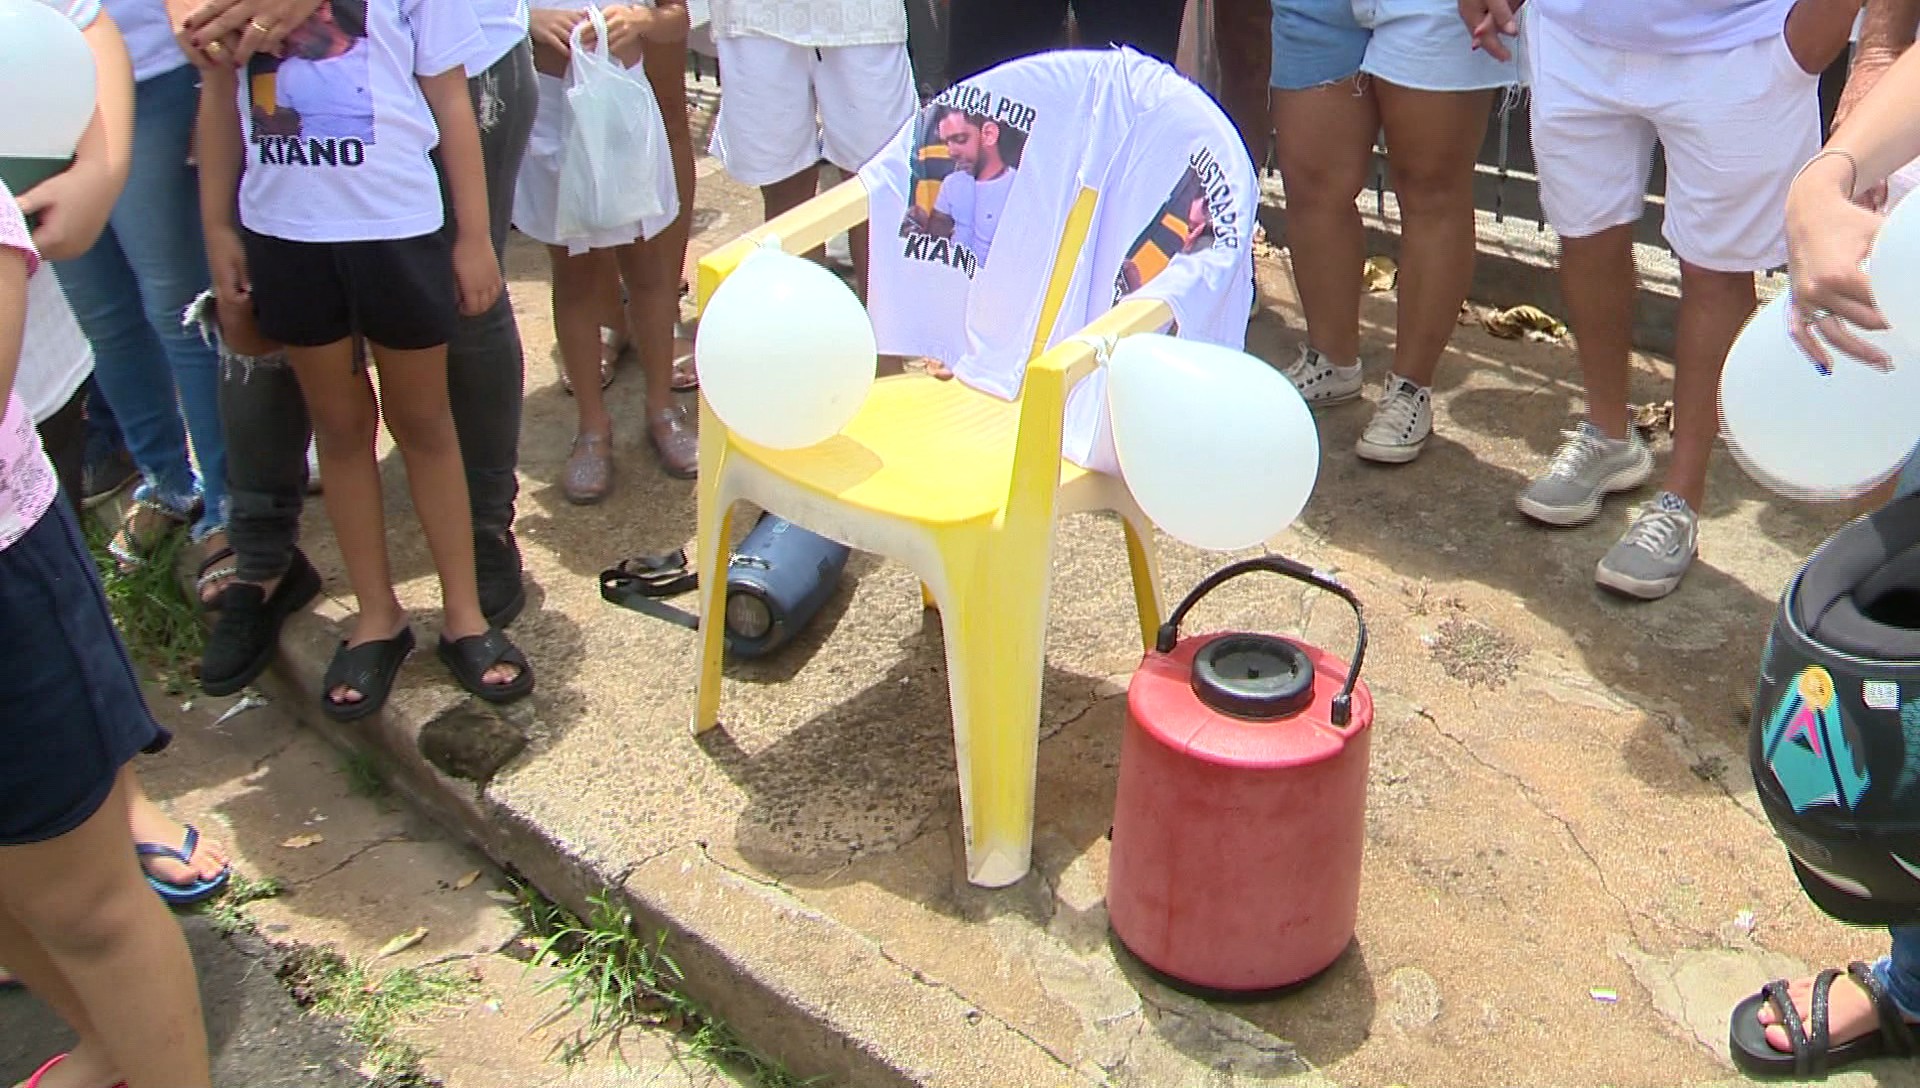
xmin=249 ymin=0 xmax=374 ymax=145
xmin=1113 ymin=166 xmax=1216 ymax=304
xmin=900 ymin=100 xmax=1028 ymax=264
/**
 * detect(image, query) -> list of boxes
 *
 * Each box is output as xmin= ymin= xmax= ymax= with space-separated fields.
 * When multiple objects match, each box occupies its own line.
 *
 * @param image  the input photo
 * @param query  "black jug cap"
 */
xmin=1190 ymin=633 xmax=1315 ymax=720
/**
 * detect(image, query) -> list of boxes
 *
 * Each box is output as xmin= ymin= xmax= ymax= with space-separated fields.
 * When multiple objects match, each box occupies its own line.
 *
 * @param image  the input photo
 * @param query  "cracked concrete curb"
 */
xmin=251 ymin=608 xmax=1092 ymax=1088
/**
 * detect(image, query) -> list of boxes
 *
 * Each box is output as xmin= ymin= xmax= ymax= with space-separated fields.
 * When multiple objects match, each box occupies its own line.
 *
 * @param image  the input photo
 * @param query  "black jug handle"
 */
xmin=1155 ymin=556 xmax=1368 ymax=727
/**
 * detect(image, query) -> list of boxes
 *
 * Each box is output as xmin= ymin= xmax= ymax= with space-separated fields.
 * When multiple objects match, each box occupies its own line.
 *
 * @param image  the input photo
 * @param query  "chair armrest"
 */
xmin=694 ymin=177 xmax=873 ymax=315
xmin=1003 ymin=296 xmax=1175 ymax=522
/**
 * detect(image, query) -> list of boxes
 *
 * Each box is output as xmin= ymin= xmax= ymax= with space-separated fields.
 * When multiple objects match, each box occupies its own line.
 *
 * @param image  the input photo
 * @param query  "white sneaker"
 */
xmin=1281 ymin=344 xmax=1363 ymax=407
xmin=1355 ymin=374 xmax=1433 ymax=463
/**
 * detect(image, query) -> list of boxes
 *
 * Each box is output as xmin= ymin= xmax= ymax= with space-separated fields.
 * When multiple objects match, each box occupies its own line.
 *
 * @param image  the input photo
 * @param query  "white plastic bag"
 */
xmin=554 ymin=3 xmax=674 ymax=242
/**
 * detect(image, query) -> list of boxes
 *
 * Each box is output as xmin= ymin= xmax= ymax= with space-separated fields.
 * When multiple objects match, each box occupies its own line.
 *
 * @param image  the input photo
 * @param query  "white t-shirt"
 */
xmin=1059 ymin=53 xmax=1256 ymax=473
xmin=861 ymin=48 xmax=1254 ymax=471
xmin=103 ymin=0 xmax=189 ymax=82
xmin=710 ymin=0 xmax=906 ymax=46
xmin=238 ymin=0 xmax=481 ymax=243
xmin=1530 ymin=0 xmax=1794 ymax=54
xmin=933 ymin=168 xmax=1016 ymax=260
xmin=470 ymin=0 xmax=530 ymax=72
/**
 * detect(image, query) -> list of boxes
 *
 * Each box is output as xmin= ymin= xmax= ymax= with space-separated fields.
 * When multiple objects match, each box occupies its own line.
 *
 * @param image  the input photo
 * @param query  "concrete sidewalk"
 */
xmin=208 ymin=76 xmax=1920 ymax=1088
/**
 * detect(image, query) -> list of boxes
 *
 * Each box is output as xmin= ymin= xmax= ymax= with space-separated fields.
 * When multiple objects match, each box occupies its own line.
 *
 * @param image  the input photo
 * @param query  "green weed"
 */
xmin=512 ymin=882 xmax=818 ymax=1086
xmin=278 ymin=944 xmax=475 ymax=1086
xmin=85 ymin=519 xmax=204 ymax=694
xmin=194 ymin=872 xmax=285 ymax=937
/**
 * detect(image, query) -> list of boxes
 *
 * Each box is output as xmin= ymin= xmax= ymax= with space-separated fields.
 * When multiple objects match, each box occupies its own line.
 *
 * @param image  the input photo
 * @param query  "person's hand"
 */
xmin=1785 ymin=154 xmax=1892 ymax=372
xmin=586 ymin=5 xmax=655 ymax=53
xmin=178 ymin=0 xmax=323 ymax=66
xmin=452 ymin=234 xmax=502 ymax=317
xmin=16 ymin=160 xmax=117 ymax=262
xmin=205 ymin=225 xmax=252 ymax=307
xmin=532 ymin=8 xmax=584 ymax=55
xmin=1458 ymin=0 xmax=1523 ymax=61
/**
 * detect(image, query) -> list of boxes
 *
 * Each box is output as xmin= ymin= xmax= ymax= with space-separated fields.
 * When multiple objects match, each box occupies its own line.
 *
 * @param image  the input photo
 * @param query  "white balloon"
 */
xmin=1870 ymin=192 xmax=1920 ymax=357
xmin=0 ymin=0 xmax=96 ymax=159
xmin=696 ymin=245 xmax=877 ymax=450
xmin=1720 ymin=292 xmax=1920 ymax=501
xmin=1108 ymin=334 xmax=1320 ymax=551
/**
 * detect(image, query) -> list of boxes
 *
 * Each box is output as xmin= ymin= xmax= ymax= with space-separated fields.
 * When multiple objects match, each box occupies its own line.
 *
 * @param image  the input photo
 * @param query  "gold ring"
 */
xmin=204 ymin=39 xmax=225 ymax=54
xmin=248 ymin=17 xmax=274 ymax=34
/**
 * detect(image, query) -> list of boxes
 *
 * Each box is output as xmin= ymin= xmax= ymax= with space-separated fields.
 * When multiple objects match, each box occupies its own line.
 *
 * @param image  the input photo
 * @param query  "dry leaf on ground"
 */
xmin=280 ymin=834 xmax=324 ymax=849
xmin=376 ymin=926 xmax=429 ymax=958
xmin=1481 ymin=304 xmax=1568 ymax=342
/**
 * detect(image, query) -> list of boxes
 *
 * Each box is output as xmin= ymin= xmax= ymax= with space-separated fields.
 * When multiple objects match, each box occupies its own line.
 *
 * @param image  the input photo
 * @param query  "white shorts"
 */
xmin=709 ymin=35 xmax=917 ymax=186
xmin=1525 ymin=8 xmax=1821 ymax=273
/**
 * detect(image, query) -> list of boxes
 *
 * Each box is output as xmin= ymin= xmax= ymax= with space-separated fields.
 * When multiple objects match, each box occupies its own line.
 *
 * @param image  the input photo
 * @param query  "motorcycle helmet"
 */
xmin=1752 ymin=493 xmax=1920 ymax=926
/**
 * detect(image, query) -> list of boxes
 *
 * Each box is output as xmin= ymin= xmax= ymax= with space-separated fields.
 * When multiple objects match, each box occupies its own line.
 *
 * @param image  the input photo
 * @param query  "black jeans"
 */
xmin=947 ymin=0 xmax=1187 ymax=81
xmin=220 ymin=40 xmax=538 ymax=583
xmin=36 ymin=386 xmax=88 ymax=515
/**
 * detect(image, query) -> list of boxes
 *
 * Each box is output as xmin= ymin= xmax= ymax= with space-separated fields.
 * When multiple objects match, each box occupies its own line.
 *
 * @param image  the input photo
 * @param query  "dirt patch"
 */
xmin=1427 ymin=617 xmax=1527 ymax=689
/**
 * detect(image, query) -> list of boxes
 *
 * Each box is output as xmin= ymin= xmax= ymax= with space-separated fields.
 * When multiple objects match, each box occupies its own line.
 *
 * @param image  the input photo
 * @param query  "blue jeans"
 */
xmin=53 ymin=64 xmax=224 ymax=539
xmin=1875 ymin=928 xmax=1920 ymax=1020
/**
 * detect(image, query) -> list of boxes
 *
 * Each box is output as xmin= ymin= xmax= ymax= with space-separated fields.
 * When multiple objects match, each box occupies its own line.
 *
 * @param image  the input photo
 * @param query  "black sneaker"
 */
xmin=82 ymin=447 xmax=137 ymax=509
xmin=475 ymin=528 xmax=526 ymax=629
xmin=201 ymin=549 xmax=323 ymax=696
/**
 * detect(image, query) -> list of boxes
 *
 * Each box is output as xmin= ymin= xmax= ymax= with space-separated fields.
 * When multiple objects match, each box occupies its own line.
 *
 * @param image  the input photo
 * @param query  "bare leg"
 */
xmin=1270 ymin=76 xmax=1379 ymax=366
xmin=1557 ymin=224 xmax=1638 ymax=441
xmin=761 ymin=169 xmax=824 ymax=263
xmin=1668 ymin=261 xmax=1754 ymax=509
xmin=1376 ymin=82 xmax=1494 ymax=387
xmin=285 ymin=339 xmax=406 ymax=705
xmin=551 ymin=246 xmax=619 ymax=440
xmin=0 ymin=772 xmax=210 ymax=1088
xmin=371 ymin=343 xmax=515 ymax=688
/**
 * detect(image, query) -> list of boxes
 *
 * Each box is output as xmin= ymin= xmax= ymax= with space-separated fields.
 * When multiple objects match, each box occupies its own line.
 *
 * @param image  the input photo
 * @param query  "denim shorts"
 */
xmin=1270 ymin=0 xmax=1518 ymax=92
xmin=0 ymin=499 xmax=169 ymax=845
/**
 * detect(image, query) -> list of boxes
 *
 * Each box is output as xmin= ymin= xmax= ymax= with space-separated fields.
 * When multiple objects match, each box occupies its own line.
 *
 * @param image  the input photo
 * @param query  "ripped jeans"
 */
xmin=218 ymin=41 xmax=536 ymax=582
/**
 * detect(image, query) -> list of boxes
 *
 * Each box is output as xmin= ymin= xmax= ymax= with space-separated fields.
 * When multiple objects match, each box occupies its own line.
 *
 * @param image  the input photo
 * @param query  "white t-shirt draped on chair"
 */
xmin=859 ymin=47 xmax=1257 ymax=474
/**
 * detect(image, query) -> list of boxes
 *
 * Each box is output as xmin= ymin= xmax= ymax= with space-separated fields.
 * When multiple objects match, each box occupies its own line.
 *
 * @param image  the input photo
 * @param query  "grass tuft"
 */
xmin=85 ymin=518 xmax=205 ymax=694
xmin=511 ymin=881 xmax=819 ymax=1086
xmin=277 ymin=944 xmax=475 ymax=1086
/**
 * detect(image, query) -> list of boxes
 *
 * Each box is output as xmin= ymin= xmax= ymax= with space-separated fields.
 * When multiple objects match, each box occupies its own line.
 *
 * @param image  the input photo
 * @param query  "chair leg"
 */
xmin=692 ymin=404 xmax=735 ymax=735
xmin=1119 ymin=512 xmax=1165 ymax=651
xmin=936 ymin=553 xmax=1051 ymax=888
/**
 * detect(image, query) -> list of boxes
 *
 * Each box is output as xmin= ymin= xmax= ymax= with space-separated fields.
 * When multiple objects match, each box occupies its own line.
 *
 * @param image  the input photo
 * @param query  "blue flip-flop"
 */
xmin=136 ymin=824 xmax=231 ymax=907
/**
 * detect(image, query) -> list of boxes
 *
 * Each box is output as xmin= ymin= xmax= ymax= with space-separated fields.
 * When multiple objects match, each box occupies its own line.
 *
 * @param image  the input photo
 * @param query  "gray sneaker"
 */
xmin=1596 ymin=491 xmax=1699 ymax=600
xmin=1355 ymin=374 xmax=1432 ymax=464
xmin=1517 ymin=421 xmax=1654 ymax=527
xmin=1281 ymin=344 xmax=1363 ymax=407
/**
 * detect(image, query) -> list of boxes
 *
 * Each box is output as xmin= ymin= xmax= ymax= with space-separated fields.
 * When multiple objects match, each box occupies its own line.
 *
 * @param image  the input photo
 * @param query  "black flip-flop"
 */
xmin=321 ymin=626 xmax=416 ymax=722
xmin=1730 ymin=961 xmax=1917 ymax=1077
xmin=437 ymin=628 xmax=534 ymax=704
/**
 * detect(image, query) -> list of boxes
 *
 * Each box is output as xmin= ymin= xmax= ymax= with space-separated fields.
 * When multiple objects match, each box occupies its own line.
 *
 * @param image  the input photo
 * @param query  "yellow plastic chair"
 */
xmin=693 ymin=176 xmax=1172 ymax=888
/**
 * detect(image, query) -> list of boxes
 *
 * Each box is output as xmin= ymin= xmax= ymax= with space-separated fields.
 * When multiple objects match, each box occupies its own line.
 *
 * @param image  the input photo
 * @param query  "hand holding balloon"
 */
xmin=696 ymin=246 xmax=878 ymax=450
xmin=1720 ymin=292 xmax=1920 ymax=501
xmin=1785 ymin=152 xmax=1893 ymax=372
xmin=1107 ymin=335 xmax=1320 ymax=551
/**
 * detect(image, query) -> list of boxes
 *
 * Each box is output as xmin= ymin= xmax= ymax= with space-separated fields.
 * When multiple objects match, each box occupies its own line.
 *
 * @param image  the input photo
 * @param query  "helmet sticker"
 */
xmin=1765 ymin=666 xmax=1871 ymax=813
xmin=1865 ymin=681 xmax=1900 ymax=711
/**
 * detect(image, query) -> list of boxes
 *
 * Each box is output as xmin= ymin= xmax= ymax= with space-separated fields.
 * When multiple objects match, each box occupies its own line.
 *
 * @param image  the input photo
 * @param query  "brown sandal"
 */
xmin=108 ymin=495 xmax=193 ymax=569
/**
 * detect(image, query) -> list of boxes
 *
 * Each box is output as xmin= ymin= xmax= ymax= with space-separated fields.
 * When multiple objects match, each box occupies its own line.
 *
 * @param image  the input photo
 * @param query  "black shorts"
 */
xmin=243 ymin=228 xmax=457 ymax=351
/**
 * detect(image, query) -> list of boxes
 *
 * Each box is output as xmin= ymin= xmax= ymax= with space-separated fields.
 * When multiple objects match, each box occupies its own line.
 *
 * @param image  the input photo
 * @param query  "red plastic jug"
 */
xmin=1107 ymin=556 xmax=1373 ymax=996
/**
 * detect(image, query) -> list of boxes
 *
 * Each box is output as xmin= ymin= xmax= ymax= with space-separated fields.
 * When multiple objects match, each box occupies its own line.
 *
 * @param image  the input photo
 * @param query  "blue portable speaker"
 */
xmin=724 ymin=515 xmax=851 ymax=659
